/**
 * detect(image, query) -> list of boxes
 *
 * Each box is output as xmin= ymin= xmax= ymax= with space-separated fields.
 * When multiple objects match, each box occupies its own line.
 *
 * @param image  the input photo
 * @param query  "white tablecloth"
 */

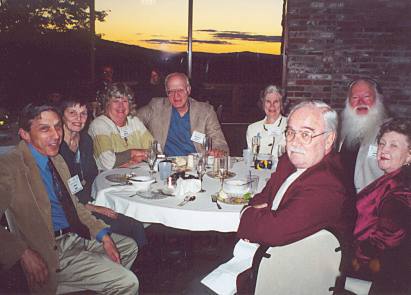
xmin=92 ymin=160 xmax=273 ymax=232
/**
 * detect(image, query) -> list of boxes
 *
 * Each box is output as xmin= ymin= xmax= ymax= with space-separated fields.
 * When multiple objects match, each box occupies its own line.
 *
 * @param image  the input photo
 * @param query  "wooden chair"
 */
xmin=254 ymin=229 xmax=342 ymax=295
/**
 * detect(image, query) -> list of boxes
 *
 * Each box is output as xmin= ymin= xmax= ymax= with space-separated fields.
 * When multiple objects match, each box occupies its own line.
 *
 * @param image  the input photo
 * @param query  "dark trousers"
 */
xmin=93 ymin=212 xmax=147 ymax=248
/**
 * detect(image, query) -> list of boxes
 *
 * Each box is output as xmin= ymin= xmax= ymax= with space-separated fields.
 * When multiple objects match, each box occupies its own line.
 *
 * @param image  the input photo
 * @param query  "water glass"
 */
xmin=252 ymin=136 xmax=260 ymax=157
xmin=247 ymin=175 xmax=259 ymax=194
xmin=158 ymin=161 xmax=172 ymax=181
xmin=243 ymin=148 xmax=252 ymax=167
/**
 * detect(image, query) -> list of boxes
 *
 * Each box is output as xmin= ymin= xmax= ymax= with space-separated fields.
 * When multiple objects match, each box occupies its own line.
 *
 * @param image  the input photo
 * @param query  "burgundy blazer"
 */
xmin=237 ymin=152 xmax=354 ymax=246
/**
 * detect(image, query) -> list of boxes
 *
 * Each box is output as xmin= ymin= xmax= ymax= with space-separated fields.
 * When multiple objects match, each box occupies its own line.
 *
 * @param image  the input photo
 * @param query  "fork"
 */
xmin=211 ymin=194 xmax=222 ymax=210
xmin=178 ymin=195 xmax=196 ymax=206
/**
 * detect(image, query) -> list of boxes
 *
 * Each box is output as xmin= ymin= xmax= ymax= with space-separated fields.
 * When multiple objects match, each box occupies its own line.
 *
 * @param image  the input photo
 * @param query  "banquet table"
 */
xmin=92 ymin=159 xmax=274 ymax=233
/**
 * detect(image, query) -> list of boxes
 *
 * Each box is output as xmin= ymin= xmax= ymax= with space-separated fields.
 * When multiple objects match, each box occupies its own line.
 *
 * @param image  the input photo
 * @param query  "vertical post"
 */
xmin=90 ymin=0 xmax=96 ymax=84
xmin=187 ymin=0 xmax=193 ymax=79
xmin=281 ymin=0 xmax=288 ymax=91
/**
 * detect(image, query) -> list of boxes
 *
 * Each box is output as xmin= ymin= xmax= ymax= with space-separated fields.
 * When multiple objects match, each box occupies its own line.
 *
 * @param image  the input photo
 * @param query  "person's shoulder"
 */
xmin=248 ymin=118 xmax=265 ymax=130
xmin=129 ymin=115 xmax=147 ymax=129
xmin=148 ymin=97 xmax=168 ymax=106
xmin=89 ymin=115 xmax=112 ymax=133
xmin=305 ymin=153 xmax=346 ymax=188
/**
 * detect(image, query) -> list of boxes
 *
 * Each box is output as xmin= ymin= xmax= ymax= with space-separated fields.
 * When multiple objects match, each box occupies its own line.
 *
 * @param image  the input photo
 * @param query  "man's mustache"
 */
xmin=354 ymin=105 xmax=370 ymax=111
xmin=288 ymin=147 xmax=305 ymax=154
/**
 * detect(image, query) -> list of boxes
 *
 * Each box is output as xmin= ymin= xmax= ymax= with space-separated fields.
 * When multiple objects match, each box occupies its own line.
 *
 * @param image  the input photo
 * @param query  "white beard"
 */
xmin=341 ymin=99 xmax=387 ymax=150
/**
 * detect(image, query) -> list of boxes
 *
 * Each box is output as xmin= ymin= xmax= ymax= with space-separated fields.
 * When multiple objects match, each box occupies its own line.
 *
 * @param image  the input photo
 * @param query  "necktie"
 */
xmin=48 ymin=159 xmax=90 ymax=239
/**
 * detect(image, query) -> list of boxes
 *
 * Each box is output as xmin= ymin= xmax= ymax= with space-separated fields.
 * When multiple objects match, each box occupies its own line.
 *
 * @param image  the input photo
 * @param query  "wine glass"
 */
xmin=196 ymin=156 xmax=206 ymax=192
xmin=203 ymin=136 xmax=213 ymax=168
xmin=252 ymin=136 xmax=260 ymax=161
xmin=147 ymin=143 xmax=157 ymax=176
xmin=216 ymin=156 xmax=228 ymax=191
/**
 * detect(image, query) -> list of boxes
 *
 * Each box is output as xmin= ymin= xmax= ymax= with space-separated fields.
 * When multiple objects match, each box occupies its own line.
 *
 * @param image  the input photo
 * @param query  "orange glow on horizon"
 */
xmin=96 ymin=0 xmax=283 ymax=55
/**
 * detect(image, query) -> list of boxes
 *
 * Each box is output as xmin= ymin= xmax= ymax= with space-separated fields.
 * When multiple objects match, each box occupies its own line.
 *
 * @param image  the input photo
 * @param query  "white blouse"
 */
xmin=246 ymin=115 xmax=287 ymax=157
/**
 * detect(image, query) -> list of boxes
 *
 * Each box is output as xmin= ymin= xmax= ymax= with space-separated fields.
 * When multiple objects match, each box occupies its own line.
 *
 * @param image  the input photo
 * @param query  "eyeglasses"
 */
xmin=284 ymin=128 xmax=329 ymax=145
xmin=166 ymin=88 xmax=186 ymax=96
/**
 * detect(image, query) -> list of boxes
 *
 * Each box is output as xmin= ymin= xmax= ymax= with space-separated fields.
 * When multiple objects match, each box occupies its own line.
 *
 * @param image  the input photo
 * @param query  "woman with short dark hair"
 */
xmin=59 ymin=97 xmax=147 ymax=247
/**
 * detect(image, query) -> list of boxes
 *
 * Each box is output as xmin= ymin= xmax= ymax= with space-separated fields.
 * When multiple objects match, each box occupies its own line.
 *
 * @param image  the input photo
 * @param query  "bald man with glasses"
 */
xmin=136 ymin=72 xmax=229 ymax=157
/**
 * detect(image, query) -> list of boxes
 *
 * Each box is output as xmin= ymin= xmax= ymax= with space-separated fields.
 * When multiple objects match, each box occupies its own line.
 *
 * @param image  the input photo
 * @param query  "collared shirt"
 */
xmin=29 ymin=144 xmax=110 ymax=241
xmin=164 ymin=107 xmax=196 ymax=156
xmin=29 ymin=144 xmax=70 ymax=231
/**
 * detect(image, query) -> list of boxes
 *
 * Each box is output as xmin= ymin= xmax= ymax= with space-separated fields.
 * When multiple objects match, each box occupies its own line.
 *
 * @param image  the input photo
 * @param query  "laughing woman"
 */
xmin=89 ymin=82 xmax=153 ymax=171
xmin=350 ymin=118 xmax=411 ymax=294
xmin=59 ymin=97 xmax=147 ymax=247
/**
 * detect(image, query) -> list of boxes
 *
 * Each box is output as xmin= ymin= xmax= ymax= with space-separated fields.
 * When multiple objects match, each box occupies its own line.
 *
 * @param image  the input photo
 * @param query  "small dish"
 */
xmin=129 ymin=175 xmax=155 ymax=191
xmin=224 ymin=179 xmax=249 ymax=195
xmin=206 ymin=171 xmax=236 ymax=179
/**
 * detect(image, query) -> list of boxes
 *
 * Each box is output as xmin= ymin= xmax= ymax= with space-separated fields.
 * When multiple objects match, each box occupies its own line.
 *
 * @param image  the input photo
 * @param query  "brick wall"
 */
xmin=285 ymin=0 xmax=411 ymax=115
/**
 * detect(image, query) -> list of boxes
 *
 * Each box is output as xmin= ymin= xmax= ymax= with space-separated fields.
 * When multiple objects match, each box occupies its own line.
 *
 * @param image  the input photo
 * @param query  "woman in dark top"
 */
xmin=348 ymin=118 xmax=411 ymax=294
xmin=59 ymin=97 xmax=147 ymax=247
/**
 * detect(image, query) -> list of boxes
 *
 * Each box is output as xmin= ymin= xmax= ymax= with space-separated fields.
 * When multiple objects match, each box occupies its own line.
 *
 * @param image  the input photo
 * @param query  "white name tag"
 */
xmin=119 ymin=125 xmax=131 ymax=139
xmin=367 ymin=144 xmax=378 ymax=158
xmin=191 ymin=131 xmax=205 ymax=144
xmin=67 ymin=175 xmax=84 ymax=195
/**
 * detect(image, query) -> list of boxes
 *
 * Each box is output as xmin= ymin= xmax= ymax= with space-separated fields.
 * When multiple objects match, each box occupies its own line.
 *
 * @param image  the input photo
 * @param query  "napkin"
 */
xmin=344 ymin=277 xmax=372 ymax=295
xmin=201 ymin=240 xmax=259 ymax=295
xmin=174 ymin=178 xmax=201 ymax=199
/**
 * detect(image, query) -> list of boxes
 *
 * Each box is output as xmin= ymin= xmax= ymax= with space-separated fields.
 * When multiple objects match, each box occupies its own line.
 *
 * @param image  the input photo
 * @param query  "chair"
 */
xmin=254 ymin=229 xmax=342 ymax=295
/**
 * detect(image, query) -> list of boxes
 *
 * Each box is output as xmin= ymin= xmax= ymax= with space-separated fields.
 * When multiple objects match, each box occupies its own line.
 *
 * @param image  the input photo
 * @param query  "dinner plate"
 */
xmin=206 ymin=171 xmax=236 ymax=179
xmin=105 ymin=174 xmax=129 ymax=183
xmin=136 ymin=191 xmax=169 ymax=200
xmin=216 ymin=194 xmax=249 ymax=205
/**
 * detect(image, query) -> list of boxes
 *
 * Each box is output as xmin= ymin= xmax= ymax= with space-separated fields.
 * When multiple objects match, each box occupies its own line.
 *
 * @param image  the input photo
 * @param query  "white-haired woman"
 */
xmin=246 ymin=85 xmax=287 ymax=157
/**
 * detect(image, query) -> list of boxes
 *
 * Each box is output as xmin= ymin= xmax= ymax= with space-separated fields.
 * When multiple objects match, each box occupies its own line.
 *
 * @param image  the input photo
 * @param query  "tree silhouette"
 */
xmin=0 ymin=0 xmax=106 ymax=37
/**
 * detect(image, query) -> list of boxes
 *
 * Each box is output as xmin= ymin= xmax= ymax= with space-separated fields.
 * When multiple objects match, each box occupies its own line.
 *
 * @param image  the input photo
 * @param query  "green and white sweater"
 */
xmin=88 ymin=115 xmax=153 ymax=170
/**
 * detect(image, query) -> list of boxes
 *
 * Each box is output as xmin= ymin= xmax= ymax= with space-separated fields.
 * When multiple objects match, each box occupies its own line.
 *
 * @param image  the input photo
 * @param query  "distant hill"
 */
xmin=0 ymin=32 xmax=281 ymax=111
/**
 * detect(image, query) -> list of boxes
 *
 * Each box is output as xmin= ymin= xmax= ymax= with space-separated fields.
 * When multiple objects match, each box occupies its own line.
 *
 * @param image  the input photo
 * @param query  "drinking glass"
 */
xmin=243 ymin=148 xmax=253 ymax=167
xmin=203 ymin=136 xmax=213 ymax=155
xmin=158 ymin=161 xmax=172 ymax=182
xmin=147 ymin=143 xmax=157 ymax=176
xmin=203 ymin=136 xmax=213 ymax=167
xmin=216 ymin=156 xmax=228 ymax=191
xmin=196 ymin=156 xmax=206 ymax=192
xmin=252 ymin=136 xmax=260 ymax=161
xmin=247 ymin=175 xmax=259 ymax=194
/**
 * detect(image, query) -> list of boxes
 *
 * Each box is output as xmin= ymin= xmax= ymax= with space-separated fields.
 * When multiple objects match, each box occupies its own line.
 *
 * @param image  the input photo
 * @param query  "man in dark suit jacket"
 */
xmin=238 ymin=100 xmax=353 ymax=246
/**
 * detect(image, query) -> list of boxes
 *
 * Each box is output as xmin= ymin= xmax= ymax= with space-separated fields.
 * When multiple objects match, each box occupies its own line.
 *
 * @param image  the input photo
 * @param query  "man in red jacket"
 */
xmin=238 ymin=100 xmax=352 ymax=246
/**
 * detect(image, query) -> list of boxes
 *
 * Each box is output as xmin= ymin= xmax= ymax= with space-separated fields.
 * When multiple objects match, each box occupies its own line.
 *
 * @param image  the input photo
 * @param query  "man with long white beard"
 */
xmin=339 ymin=78 xmax=388 ymax=193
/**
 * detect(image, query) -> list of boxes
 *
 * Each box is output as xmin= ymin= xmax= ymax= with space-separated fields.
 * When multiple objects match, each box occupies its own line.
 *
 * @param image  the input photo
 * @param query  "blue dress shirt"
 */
xmin=164 ymin=107 xmax=197 ymax=156
xmin=29 ymin=144 xmax=109 ymax=241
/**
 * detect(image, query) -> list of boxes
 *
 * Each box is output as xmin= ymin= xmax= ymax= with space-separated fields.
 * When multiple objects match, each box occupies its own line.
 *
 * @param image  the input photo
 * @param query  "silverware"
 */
xmin=178 ymin=195 xmax=196 ymax=206
xmin=126 ymin=192 xmax=139 ymax=198
xmin=211 ymin=194 xmax=222 ymax=210
xmin=110 ymin=182 xmax=133 ymax=187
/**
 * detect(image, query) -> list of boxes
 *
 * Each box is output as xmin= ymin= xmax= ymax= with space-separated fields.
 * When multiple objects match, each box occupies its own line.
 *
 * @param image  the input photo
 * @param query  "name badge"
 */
xmin=67 ymin=175 xmax=84 ymax=195
xmin=119 ymin=126 xmax=131 ymax=139
xmin=191 ymin=131 xmax=205 ymax=144
xmin=367 ymin=144 xmax=378 ymax=158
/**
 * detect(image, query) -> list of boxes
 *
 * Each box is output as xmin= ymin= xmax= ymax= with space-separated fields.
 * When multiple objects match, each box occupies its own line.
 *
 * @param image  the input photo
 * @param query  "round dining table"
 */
xmin=92 ymin=159 xmax=274 ymax=233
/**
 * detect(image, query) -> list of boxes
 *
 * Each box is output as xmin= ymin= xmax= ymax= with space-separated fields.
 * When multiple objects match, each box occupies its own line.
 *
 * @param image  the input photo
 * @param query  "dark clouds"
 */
xmin=143 ymin=37 xmax=230 ymax=45
xmin=197 ymin=29 xmax=281 ymax=42
xmin=141 ymin=29 xmax=281 ymax=46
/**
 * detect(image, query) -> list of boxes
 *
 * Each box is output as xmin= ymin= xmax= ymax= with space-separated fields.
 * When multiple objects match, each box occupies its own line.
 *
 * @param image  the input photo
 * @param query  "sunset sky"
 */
xmin=95 ymin=0 xmax=284 ymax=54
